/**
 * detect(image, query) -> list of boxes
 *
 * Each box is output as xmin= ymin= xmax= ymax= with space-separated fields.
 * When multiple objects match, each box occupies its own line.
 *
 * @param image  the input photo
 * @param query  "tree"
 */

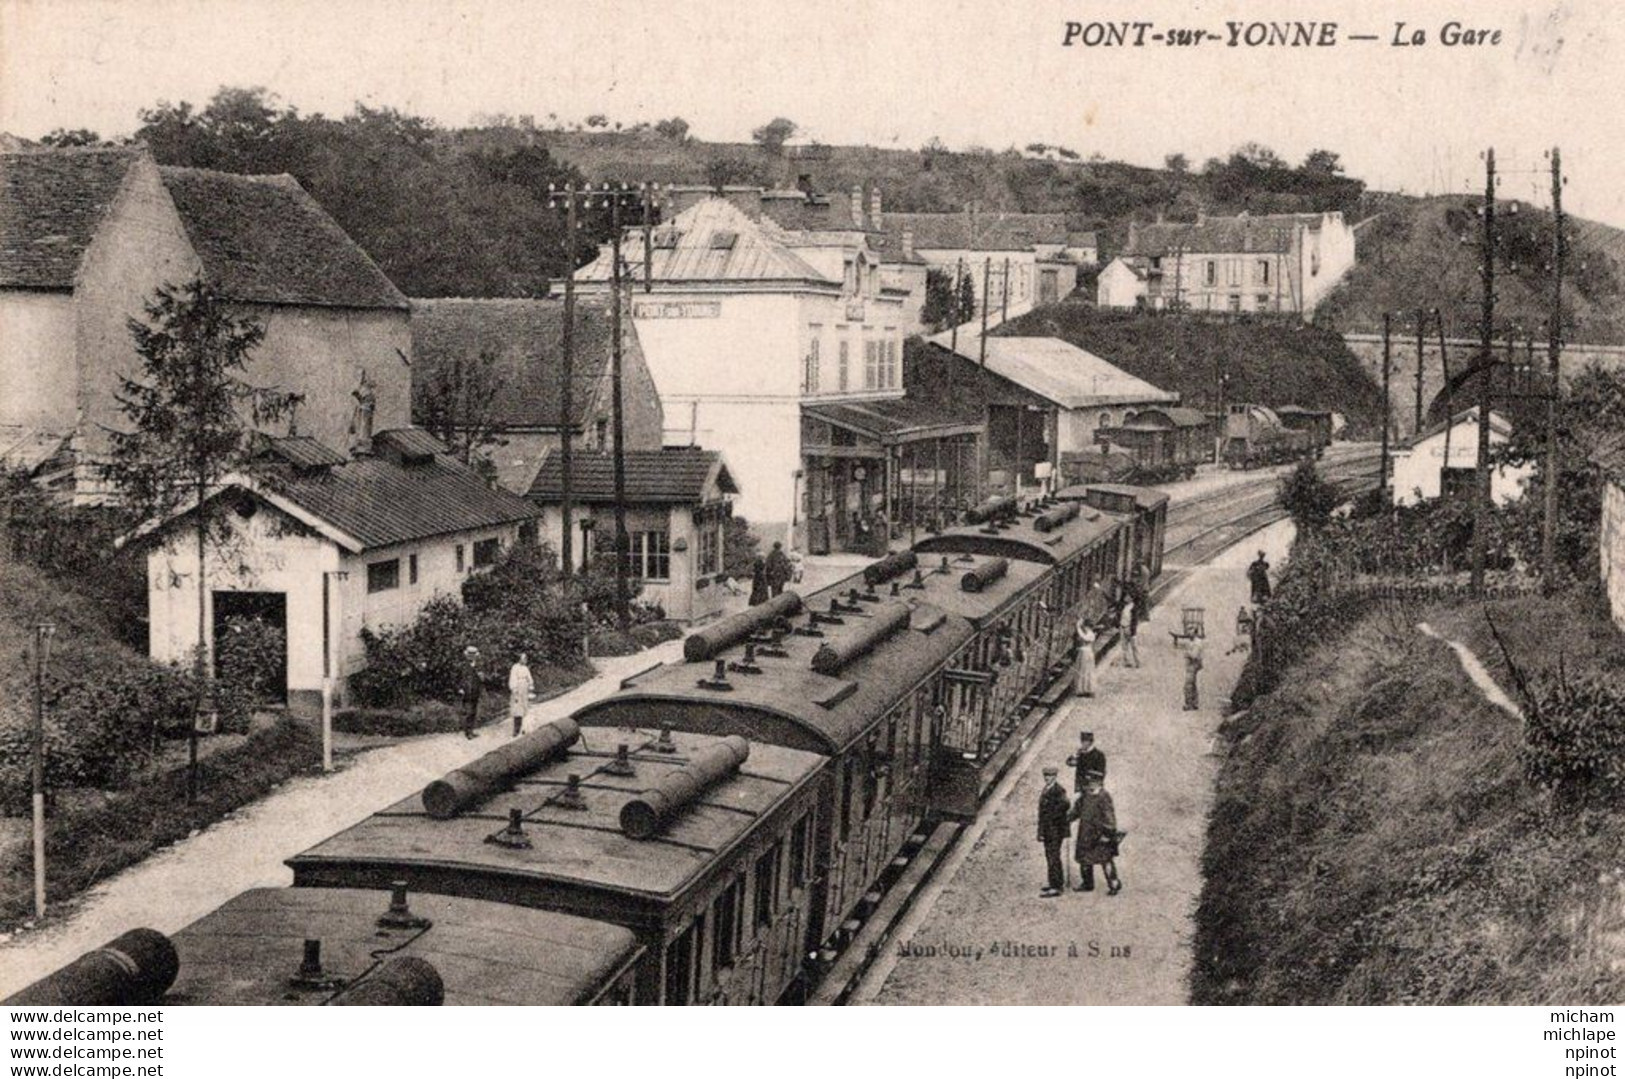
xmin=1164 ymin=152 xmax=1190 ymax=174
xmin=957 ymin=273 xmax=978 ymax=324
xmin=40 ymin=128 xmax=103 ymax=147
xmin=1279 ymin=459 xmax=1342 ymax=533
xmin=585 ymin=114 xmax=609 ymax=129
xmin=751 ymin=117 xmax=797 ymax=155
xmin=922 ymin=269 xmax=957 ymax=331
xmin=654 ymin=116 xmax=690 ymax=142
xmin=413 ymin=347 xmax=510 ymax=473
xmin=703 ymin=152 xmax=762 ymax=189
xmin=101 ymin=280 xmax=301 ymax=800
xmin=1301 ymin=149 xmax=1345 ymax=177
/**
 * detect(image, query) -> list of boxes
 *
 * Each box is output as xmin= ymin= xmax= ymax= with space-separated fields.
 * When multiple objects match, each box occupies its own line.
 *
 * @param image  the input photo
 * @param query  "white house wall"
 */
xmin=1601 ymin=480 xmax=1625 ymax=631
xmin=1389 ymin=421 xmax=1532 ymax=506
xmin=0 ymin=291 xmax=77 ymax=429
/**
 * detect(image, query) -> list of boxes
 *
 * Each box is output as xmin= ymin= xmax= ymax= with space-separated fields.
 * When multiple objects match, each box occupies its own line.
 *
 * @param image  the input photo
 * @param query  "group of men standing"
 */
xmin=1037 ymin=731 xmax=1122 ymax=898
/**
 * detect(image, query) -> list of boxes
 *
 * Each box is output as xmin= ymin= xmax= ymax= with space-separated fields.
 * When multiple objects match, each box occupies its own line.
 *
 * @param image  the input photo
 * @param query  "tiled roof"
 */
xmin=882 ymin=212 xmax=1070 ymax=253
xmin=927 ymin=335 xmax=1179 ymax=409
xmin=160 ymin=167 xmax=407 ymax=310
xmin=0 ymin=148 xmax=137 ymax=289
xmin=804 ymin=396 xmax=982 ymax=445
xmin=1125 ymin=213 xmax=1330 ymax=257
xmin=410 ymin=297 xmax=614 ymax=429
xmin=527 ymin=448 xmax=736 ymax=504
xmin=271 ymin=445 xmax=540 ymax=551
xmin=259 ymin=435 xmax=347 ymax=469
xmin=574 ymin=198 xmax=830 ymax=286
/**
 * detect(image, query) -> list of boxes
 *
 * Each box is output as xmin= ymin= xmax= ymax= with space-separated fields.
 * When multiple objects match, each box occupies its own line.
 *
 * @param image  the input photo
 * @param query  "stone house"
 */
xmin=410 ymin=296 xmax=664 ymax=495
xmin=0 ymin=145 xmax=410 ymax=500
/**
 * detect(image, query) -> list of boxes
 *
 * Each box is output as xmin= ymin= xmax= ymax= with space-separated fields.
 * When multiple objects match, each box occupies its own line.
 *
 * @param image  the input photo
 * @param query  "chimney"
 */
xmin=850 ymin=185 xmax=864 ymax=228
xmin=1127 ymin=221 xmax=1139 ymax=249
xmin=902 ymin=229 xmax=915 ymax=260
xmin=797 ymin=173 xmax=815 ymax=196
xmin=869 ymin=187 xmax=882 ymax=230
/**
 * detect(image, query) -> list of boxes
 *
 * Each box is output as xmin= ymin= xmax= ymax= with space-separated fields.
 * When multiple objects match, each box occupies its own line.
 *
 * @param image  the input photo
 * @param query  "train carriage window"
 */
xmin=754 ymin=844 xmax=781 ymax=929
xmin=862 ymin=735 xmax=880 ymax=817
xmin=665 ymin=921 xmax=698 ymax=1005
xmin=714 ymin=879 xmax=743 ymax=970
xmin=789 ymin=816 xmax=810 ymax=890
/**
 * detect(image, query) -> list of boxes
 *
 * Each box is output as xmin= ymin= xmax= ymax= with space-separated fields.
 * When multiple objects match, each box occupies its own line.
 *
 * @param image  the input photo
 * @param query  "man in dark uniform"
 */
xmin=765 ymin=541 xmax=793 ymax=597
xmin=1066 ymin=731 xmax=1106 ymax=793
xmin=1036 ymin=766 xmax=1070 ymax=898
xmin=1068 ymin=770 xmax=1122 ymax=895
xmin=1247 ymin=550 xmax=1272 ymax=605
xmin=460 ymin=646 xmax=483 ymax=739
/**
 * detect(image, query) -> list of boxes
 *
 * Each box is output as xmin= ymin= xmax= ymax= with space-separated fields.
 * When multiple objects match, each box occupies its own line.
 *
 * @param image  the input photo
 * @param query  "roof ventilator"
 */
xmin=728 ymin=643 xmax=763 ymax=675
xmin=486 ymin=807 xmax=532 ymax=850
xmin=698 ymin=658 xmax=735 ymax=691
xmin=377 ymin=881 xmax=432 ymax=931
xmin=602 ymin=743 xmax=637 ymax=777
xmin=654 ymin=724 xmax=680 ymax=752
xmin=904 ymin=568 xmax=927 ymax=590
xmin=290 ymin=939 xmax=343 ymax=992
xmin=555 ymin=773 xmax=588 ymax=810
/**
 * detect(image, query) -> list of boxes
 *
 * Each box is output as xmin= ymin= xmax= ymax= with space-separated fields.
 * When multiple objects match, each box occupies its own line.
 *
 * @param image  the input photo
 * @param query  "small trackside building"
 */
xmin=526 ymin=448 xmax=740 ymax=624
xmin=132 ymin=429 xmax=544 ymax=712
xmin=1388 ymin=407 xmax=1531 ymax=508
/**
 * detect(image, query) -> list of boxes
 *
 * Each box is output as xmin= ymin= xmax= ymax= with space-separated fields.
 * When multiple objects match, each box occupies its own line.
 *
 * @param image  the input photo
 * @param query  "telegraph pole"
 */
xmin=1471 ymin=149 xmax=1496 ymax=596
xmin=1436 ymin=308 xmax=1453 ymax=467
xmin=32 ymin=622 xmax=54 ymax=918
xmin=1414 ymin=308 xmax=1426 ymax=434
xmin=609 ymin=188 xmax=631 ymax=628
xmin=1380 ymin=312 xmax=1392 ymax=503
xmin=979 ymin=259 xmax=991 ymax=365
xmin=547 ymin=183 xmax=579 ymax=578
xmin=1542 ymin=147 xmax=1565 ymax=590
xmin=1000 ymin=257 xmax=1010 ymax=323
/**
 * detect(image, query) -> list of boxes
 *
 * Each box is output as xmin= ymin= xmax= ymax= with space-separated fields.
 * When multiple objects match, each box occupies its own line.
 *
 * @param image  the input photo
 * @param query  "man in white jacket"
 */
xmin=507 ymin=653 xmax=535 ymax=737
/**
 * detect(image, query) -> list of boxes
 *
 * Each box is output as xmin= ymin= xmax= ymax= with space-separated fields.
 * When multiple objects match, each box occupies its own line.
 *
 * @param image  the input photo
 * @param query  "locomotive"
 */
xmin=1220 ymin=403 xmax=1330 ymax=469
xmin=9 ymin=485 xmax=1169 ymax=1008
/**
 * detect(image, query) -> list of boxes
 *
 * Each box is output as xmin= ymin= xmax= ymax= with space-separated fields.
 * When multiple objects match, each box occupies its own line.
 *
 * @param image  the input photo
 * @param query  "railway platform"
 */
xmin=857 ymin=519 xmax=1296 ymax=1005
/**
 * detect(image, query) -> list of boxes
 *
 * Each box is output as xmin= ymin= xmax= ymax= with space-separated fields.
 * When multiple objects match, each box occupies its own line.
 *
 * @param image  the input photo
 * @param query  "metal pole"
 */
xmin=559 ymin=184 xmax=576 ymax=578
xmin=1472 ymin=149 xmax=1496 ymax=595
xmin=321 ymin=572 xmax=332 ymax=773
xmin=1414 ymin=308 xmax=1426 ymax=434
xmin=1381 ymin=312 xmax=1392 ymax=503
xmin=1542 ymin=147 xmax=1564 ymax=591
xmin=32 ymin=622 xmax=53 ymax=918
xmin=908 ymin=443 xmax=917 ymax=547
xmin=610 ymin=187 xmax=631 ymax=628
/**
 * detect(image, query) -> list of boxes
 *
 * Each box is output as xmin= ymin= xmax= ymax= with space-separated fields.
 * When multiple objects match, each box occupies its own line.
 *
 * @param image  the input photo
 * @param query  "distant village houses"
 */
xmin=1097 ymin=211 xmax=1355 ymax=316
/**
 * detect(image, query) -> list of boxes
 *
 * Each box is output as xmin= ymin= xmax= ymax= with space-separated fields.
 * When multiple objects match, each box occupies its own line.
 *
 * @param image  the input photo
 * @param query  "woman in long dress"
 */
xmin=1074 ymin=616 xmax=1097 ymax=698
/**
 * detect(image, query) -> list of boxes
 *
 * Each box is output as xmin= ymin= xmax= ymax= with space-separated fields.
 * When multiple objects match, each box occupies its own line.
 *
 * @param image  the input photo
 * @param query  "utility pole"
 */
xmin=947 ymin=258 xmax=962 ymax=402
xmin=1000 ymin=257 xmax=1010 ymax=324
xmin=609 ymin=188 xmax=631 ymax=629
xmin=979 ymin=259 xmax=991 ymax=365
xmin=1380 ymin=312 xmax=1392 ymax=503
xmin=1414 ymin=308 xmax=1426 ymax=434
xmin=1436 ymin=308 xmax=1453 ymax=469
xmin=1543 ymin=146 xmax=1565 ymax=590
xmin=32 ymin=622 xmax=54 ymax=918
xmin=547 ymin=183 xmax=579 ymax=578
xmin=1472 ymin=148 xmax=1496 ymax=596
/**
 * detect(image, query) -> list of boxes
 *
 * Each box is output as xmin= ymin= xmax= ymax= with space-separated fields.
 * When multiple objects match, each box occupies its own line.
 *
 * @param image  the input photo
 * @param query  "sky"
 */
xmin=3 ymin=0 xmax=1623 ymax=224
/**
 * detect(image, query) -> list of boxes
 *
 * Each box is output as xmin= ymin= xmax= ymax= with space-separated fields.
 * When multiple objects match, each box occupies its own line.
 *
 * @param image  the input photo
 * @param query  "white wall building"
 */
xmin=1388 ymin=408 xmax=1532 ymax=507
xmin=132 ymin=429 xmax=542 ymax=712
xmin=573 ymin=196 xmax=909 ymax=547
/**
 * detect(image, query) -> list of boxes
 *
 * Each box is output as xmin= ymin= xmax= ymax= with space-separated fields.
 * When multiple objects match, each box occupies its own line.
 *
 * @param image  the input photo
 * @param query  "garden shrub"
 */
xmin=1524 ymin=673 xmax=1625 ymax=809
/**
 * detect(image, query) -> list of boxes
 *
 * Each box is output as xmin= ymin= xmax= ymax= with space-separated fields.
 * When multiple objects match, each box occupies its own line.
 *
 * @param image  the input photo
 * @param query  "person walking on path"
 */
xmin=1066 ymin=730 xmax=1106 ymax=793
xmin=1036 ymin=766 xmax=1071 ymax=898
xmin=1073 ymin=616 xmax=1097 ymax=697
xmin=1248 ymin=551 xmax=1272 ymax=605
xmin=1118 ymin=599 xmax=1141 ymax=669
xmin=748 ymin=554 xmax=770 ymax=606
xmin=460 ymin=646 xmax=484 ymax=739
xmin=1068 ymin=770 xmax=1122 ymax=895
xmin=1179 ymin=633 xmax=1205 ymax=711
xmin=507 ymin=652 xmax=535 ymax=738
xmin=765 ymin=542 xmax=793 ymax=597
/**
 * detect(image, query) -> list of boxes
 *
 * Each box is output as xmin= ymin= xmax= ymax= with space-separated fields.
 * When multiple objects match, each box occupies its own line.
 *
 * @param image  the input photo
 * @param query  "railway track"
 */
xmin=817 ymin=454 xmax=1378 ymax=1005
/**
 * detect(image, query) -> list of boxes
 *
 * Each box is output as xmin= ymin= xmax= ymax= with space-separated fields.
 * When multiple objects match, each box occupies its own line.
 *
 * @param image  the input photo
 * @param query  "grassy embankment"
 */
xmin=1194 ymin=591 xmax=1625 ymax=1004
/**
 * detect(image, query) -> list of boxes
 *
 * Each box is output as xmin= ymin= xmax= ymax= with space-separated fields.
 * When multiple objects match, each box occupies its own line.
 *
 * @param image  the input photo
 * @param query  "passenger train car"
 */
xmin=10 ymin=484 xmax=1169 ymax=1008
xmin=1096 ymin=406 xmax=1214 ymax=482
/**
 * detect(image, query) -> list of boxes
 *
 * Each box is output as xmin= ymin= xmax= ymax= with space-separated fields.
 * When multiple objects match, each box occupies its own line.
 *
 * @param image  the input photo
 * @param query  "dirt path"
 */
xmin=859 ymin=521 xmax=1295 ymax=1005
xmin=1416 ymin=622 xmax=1524 ymax=719
xmin=0 ymin=638 xmax=686 ymax=998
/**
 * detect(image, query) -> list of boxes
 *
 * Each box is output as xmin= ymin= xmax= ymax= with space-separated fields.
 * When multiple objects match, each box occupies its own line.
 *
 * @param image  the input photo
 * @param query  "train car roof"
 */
xmin=166 ymin=887 xmax=641 ymax=1006
xmin=912 ymin=500 xmax=1124 ymax=565
xmin=287 ymin=729 xmax=824 ymax=911
xmin=577 ymin=554 xmax=1044 ymax=753
xmin=1078 ymin=483 xmax=1171 ymax=510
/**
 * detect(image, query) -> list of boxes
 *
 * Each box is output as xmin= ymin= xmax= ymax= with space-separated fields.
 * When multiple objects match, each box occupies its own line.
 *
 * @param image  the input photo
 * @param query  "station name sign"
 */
xmin=1060 ymin=20 xmax=1503 ymax=49
xmin=632 ymin=301 xmax=721 ymax=320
